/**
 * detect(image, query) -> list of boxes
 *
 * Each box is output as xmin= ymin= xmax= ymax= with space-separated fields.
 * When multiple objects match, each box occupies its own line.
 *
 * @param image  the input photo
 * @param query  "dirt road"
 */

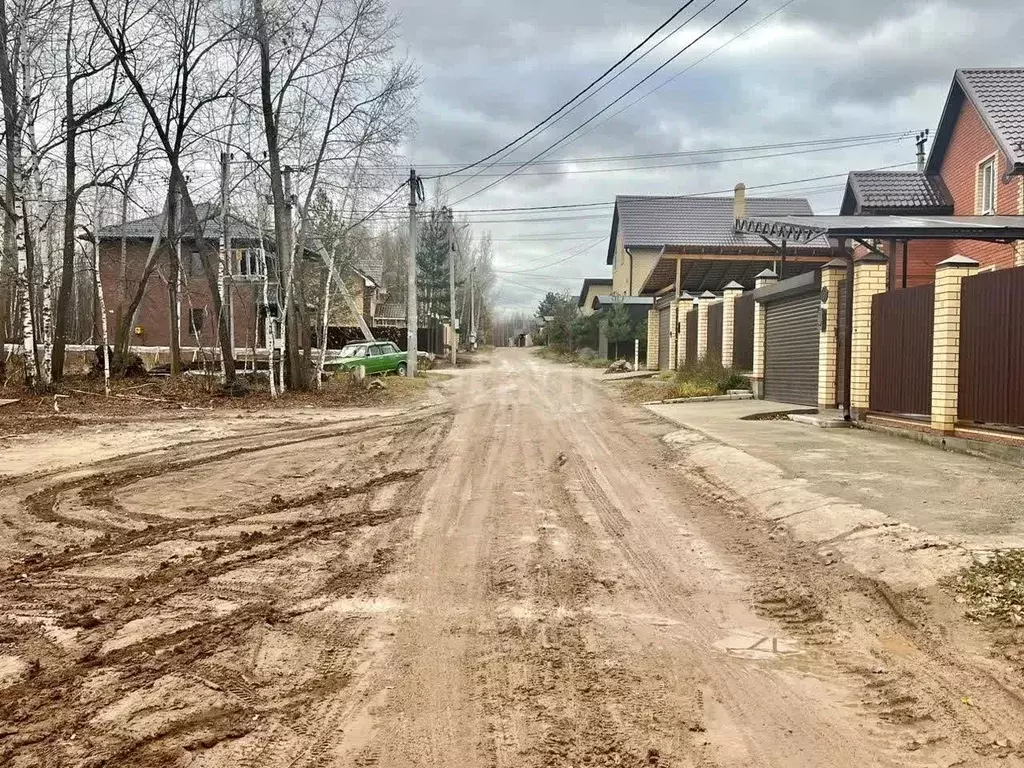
xmin=1 ymin=349 xmax=1022 ymax=767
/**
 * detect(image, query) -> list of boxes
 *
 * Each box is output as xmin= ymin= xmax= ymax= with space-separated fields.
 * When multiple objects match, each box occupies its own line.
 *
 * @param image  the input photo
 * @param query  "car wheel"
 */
xmin=396 ymin=362 xmax=407 ymax=377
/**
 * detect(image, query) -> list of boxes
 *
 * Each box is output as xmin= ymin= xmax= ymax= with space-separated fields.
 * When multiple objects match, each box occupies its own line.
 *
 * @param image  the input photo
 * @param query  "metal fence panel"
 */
xmin=869 ymin=284 xmax=934 ymax=416
xmin=707 ymin=302 xmax=723 ymax=362
xmin=959 ymin=266 xmax=1024 ymax=427
xmin=685 ymin=309 xmax=697 ymax=366
xmin=732 ymin=293 xmax=754 ymax=371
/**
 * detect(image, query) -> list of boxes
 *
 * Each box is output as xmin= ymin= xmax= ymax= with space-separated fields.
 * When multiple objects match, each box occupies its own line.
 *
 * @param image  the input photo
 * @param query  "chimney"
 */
xmin=733 ymin=182 xmax=746 ymax=222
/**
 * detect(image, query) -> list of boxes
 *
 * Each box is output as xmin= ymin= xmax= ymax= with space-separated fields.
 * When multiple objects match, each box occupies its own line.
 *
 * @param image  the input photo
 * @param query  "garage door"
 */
xmin=658 ymin=306 xmax=671 ymax=369
xmin=764 ymin=291 xmax=819 ymax=405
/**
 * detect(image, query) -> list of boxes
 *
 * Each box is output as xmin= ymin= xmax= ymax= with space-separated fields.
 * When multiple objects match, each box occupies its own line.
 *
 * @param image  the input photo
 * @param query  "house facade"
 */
xmin=606 ymin=189 xmax=833 ymax=298
xmin=577 ymin=277 xmax=612 ymax=316
xmin=841 ymin=68 xmax=1024 ymax=286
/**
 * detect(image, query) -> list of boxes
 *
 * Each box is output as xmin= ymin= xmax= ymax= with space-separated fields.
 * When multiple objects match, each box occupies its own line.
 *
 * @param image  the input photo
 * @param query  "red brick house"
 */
xmin=95 ymin=203 xmax=294 ymax=351
xmin=841 ymin=68 xmax=1024 ymax=286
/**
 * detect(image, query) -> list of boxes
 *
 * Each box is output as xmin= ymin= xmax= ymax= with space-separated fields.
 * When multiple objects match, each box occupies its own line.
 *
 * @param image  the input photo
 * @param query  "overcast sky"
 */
xmin=387 ymin=0 xmax=1024 ymax=311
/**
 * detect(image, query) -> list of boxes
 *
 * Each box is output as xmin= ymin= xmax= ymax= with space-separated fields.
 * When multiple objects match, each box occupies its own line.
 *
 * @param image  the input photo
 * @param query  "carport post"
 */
xmin=751 ymin=269 xmax=778 ymax=399
xmin=848 ymin=253 xmax=888 ymax=419
xmin=721 ymin=281 xmax=744 ymax=369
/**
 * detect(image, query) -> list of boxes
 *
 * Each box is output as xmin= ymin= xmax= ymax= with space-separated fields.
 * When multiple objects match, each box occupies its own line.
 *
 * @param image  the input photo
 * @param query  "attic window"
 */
xmin=979 ymin=157 xmax=996 ymax=215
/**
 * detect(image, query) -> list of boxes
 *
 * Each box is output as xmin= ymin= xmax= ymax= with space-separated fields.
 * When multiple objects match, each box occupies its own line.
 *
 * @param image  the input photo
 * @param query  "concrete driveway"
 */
xmin=648 ymin=399 xmax=1024 ymax=555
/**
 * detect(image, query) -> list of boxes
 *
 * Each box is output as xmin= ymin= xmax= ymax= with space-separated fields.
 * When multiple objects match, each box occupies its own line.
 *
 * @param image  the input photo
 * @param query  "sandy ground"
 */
xmin=1 ymin=349 xmax=1023 ymax=767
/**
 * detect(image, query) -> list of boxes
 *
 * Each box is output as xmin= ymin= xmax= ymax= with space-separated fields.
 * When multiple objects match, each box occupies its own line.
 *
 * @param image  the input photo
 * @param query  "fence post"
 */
xmin=646 ymin=308 xmax=659 ymax=371
xmin=751 ymin=269 xmax=778 ymax=399
xmin=817 ymin=259 xmax=847 ymax=410
xmin=721 ymin=281 xmax=743 ymax=369
xmin=931 ymin=255 xmax=979 ymax=434
xmin=849 ymin=253 xmax=888 ymax=419
xmin=697 ymin=290 xmax=716 ymax=359
xmin=675 ymin=294 xmax=690 ymax=368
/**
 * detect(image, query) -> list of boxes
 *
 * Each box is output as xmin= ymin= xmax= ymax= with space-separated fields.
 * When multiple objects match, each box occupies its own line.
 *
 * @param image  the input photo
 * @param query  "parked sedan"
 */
xmin=324 ymin=341 xmax=408 ymax=376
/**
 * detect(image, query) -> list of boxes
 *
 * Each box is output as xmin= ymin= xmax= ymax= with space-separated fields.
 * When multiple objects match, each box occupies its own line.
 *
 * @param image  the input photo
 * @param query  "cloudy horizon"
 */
xmin=387 ymin=0 xmax=1024 ymax=311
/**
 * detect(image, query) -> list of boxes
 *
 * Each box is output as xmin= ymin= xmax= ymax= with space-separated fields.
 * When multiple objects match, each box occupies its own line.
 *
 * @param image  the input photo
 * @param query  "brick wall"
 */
xmin=99 ymin=241 xmax=269 ymax=350
xmin=939 ymin=99 xmax=1021 ymax=269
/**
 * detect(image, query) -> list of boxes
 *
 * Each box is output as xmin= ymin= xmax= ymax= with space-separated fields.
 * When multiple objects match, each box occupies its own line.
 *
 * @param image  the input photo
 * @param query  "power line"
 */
xmin=424 ymin=0 xmax=704 ymax=181
xmin=560 ymin=0 xmax=802 ymax=152
xmin=451 ymin=0 xmax=756 ymax=207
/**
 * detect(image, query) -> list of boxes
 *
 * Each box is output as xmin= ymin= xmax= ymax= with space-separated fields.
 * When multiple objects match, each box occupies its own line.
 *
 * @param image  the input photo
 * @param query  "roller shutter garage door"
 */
xmin=658 ymin=306 xmax=671 ymax=369
xmin=764 ymin=291 xmax=819 ymax=405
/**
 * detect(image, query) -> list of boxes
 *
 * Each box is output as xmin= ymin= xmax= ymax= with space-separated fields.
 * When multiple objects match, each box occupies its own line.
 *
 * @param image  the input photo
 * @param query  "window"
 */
xmin=188 ymin=307 xmax=205 ymax=338
xmin=236 ymin=248 xmax=265 ymax=278
xmin=187 ymin=250 xmax=204 ymax=277
xmin=979 ymin=157 xmax=996 ymax=215
xmin=369 ymin=344 xmax=385 ymax=357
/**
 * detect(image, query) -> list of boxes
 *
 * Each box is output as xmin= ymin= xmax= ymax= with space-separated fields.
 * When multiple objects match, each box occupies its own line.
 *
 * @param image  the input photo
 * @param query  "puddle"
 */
xmin=715 ymin=630 xmax=802 ymax=659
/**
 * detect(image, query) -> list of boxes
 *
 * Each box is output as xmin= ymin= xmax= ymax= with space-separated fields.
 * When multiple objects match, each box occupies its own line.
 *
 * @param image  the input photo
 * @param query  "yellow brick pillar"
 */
xmin=751 ymin=269 xmax=778 ymax=399
xmin=721 ymin=281 xmax=743 ymax=369
xmin=667 ymin=301 xmax=680 ymax=371
xmin=849 ymin=254 xmax=888 ymax=418
xmin=675 ymin=296 xmax=691 ymax=369
xmin=817 ymin=259 xmax=847 ymax=410
xmin=931 ymin=255 xmax=979 ymax=434
xmin=697 ymin=290 xmax=715 ymax=359
xmin=646 ymin=308 xmax=659 ymax=371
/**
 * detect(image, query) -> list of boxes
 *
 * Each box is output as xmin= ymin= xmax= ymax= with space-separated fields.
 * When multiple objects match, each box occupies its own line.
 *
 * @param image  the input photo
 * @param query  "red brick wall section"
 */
xmin=99 ymin=242 xmax=265 ymax=350
xmin=938 ymin=99 xmax=1020 ymax=270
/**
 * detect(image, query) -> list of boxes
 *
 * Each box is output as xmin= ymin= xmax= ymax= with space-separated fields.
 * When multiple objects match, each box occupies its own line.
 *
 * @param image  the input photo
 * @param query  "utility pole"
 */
xmin=406 ymin=169 xmax=421 ymax=377
xmin=470 ymin=264 xmax=476 ymax=350
xmin=447 ymin=206 xmax=457 ymax=366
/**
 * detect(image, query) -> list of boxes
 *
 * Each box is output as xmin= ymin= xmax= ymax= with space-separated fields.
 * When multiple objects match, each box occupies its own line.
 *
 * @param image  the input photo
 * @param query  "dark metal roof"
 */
xmin=577 ymin=277 xmax=613 ymax=307
xmin=593 ymin=295 xmax=652 ymax=306
xmin=840 ymin=171 xmax=953 ymax=215
xmin=737 ymin=214 xmax=1024 ymax=243
xmin=97 ymin=202 xmax=265 ymax=243
xmin=606 ymin=194 xmax=826 ymax=264
xmin=927 ymin=68 xmax=1024 ymax=176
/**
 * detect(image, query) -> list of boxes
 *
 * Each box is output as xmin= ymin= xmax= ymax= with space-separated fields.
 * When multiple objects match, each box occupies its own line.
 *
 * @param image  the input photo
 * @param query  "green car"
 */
xmin=324 ymin=341 xmax=408 ymax=376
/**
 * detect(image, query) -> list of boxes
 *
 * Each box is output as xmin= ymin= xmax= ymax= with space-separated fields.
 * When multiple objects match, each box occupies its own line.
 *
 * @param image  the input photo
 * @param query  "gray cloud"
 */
xmin=387 ymin=0 xmax=1024 ymax=311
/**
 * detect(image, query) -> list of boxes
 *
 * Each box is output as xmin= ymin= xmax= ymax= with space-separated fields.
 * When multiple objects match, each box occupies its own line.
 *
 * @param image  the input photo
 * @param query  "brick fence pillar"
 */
xmin=849 ymin=254 xmax=888 ymax=418
xmin=721 ymin=281 xmax=743 ymax=369
xmin=646 ymin=308 xmax=659 ymax=371
xmin=751 ymin=269 xmax=778 ymax=399
xmin=931 ymin=255 xmax=979 ymax=434
xmin=817 ymin=259 xmax=847 ymax=410
xmin=667 ymin=301 xmax=679 ymax=371
xmin=697 ymin=290 xmax=716 ymax=359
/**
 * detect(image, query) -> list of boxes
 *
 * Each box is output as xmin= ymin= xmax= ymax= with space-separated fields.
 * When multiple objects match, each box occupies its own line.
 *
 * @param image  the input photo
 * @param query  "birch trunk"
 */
xmin=93 ymin=189 xmax=109 ymax=395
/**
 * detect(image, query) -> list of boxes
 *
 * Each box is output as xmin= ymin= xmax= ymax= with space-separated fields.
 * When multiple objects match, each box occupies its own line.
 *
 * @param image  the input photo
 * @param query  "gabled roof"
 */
xmin=840 ymin=171 xmax=953 ymax=215
xmin=376 ymin=296 xmax=405 ymax=319
xmin=577 ymin=277 xmax=612 ymax=307
xmin=606 ymin=195 xmax=823 ymax=265
xmin=351 ymin=251 xmax=384 ymax=286
xmin=97 ymin=202 xmax=265 ymax=243
xmin=926 ymin=68 xmax=1024 ymax=176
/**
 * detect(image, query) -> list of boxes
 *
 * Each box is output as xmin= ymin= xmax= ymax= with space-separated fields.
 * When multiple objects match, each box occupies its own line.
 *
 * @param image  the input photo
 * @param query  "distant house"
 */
xmin=577 ymin=277 xmax=612 ymax=316
xmin=374 ymin=296 xmax=406 ymax=328
xmin=606 ymin=189 xmax=833 ymax=298
xmin=841 ymin=67 xmax=1024 ymax=285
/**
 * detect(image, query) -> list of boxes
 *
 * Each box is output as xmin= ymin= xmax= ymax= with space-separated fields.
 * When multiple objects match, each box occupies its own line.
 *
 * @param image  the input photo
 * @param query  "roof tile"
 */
xmin=959 ymin=68 xmax=1024 ymax=164
xmin=847 ymin=171 xmax=953 ymax=212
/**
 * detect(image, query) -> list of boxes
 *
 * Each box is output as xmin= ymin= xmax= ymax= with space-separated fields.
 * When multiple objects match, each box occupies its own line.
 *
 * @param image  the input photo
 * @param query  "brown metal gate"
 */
xmin=657 ymin=305 xmax=671 ymax=370
xmin=869 ymin=284 xmax=934 ymax=416
xmin=732 ymin=293 xmax=754 ymax=371
xmin=685 ymin=309 xmax=697 ymax=366
xmin=764 ymin=291 xmax=819 ymax=405
xmin=707 ymin=301 xmax=723 ymax=362
xmin=959 ymin=266 xmax=1024 ymax=427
